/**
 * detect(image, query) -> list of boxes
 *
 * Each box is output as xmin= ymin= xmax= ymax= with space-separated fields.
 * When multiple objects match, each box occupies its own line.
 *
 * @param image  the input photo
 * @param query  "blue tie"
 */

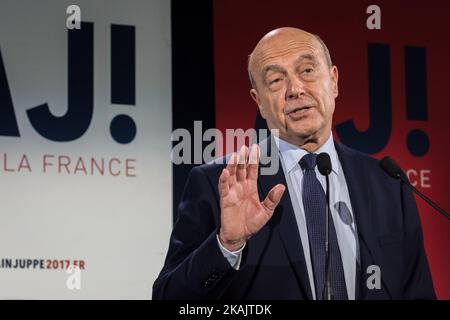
xmin=300 ymin=153 xmax=348 ymax=300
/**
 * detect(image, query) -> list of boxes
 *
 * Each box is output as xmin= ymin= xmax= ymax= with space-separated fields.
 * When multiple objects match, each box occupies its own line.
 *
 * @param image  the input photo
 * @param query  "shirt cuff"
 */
xmin=216 ymin=234 xmax=246 ymax=270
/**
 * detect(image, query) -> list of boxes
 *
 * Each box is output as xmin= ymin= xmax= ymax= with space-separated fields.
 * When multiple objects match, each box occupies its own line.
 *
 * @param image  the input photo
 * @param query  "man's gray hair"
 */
xmin=248 ymin=34 xmax=333 ymax=89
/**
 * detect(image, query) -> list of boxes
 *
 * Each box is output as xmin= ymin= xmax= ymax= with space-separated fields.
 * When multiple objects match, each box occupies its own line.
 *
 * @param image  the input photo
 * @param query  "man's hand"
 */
xmin=218 ymin=144 xmax=285 ymax=251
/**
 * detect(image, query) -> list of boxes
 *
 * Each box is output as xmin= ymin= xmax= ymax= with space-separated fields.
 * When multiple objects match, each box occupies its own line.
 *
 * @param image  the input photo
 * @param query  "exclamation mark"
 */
xmin=110 ymin=24 xmax=136 ymax=144
xmin=404 ymin=46 xmax=429 ymax=156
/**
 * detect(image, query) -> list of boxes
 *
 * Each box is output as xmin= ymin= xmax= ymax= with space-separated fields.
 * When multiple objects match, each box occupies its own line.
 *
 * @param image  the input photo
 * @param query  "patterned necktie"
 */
xmin=300 ymin=153 xmax=348 ymax=300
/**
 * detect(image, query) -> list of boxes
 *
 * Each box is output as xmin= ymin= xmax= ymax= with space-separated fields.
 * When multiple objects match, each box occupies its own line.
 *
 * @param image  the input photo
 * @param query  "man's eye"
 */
xmin=269 ymin=78 xmax=281 ymax=84
xmin=303 ymin=68 xmax=314 ymax=74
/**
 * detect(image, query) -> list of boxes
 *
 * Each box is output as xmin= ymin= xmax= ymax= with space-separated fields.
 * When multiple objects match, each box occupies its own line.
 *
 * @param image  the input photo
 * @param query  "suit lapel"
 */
xmin=256 ymin=137 xmax=313 ymax=299
xmin=335 ymin=142 xmax=392 ymax=299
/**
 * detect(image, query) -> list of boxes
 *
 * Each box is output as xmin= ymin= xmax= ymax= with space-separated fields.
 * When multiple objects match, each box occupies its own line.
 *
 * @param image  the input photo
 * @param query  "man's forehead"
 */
xmin=247 ymin=28 xmax=332 ymax=87
xmin=250 ymin=33 xmax=324 ymax=70
xmin=255 ymin=44 xmax=322 ymax=71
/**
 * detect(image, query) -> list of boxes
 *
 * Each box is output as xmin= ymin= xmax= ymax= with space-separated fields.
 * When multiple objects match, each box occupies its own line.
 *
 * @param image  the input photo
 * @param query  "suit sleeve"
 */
xmin=400 ymin=182 xmax=436 ymax=299
xmin=152 ymin=166 xmax=241 ymax=299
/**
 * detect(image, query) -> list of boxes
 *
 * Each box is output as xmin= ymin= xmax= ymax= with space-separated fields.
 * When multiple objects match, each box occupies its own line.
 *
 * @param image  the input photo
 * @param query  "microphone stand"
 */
xmin=323 ymin=173 xmax=333 ymax=300
xmin=380 ymin=156 xmax=449 ymax=220
xmin=398 ymin=174 xmax=450 ymax=220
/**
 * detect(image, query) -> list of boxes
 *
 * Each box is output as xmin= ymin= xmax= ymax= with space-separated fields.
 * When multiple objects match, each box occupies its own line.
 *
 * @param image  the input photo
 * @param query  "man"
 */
xmin=153 ymin=27 xmax=435 ymax=299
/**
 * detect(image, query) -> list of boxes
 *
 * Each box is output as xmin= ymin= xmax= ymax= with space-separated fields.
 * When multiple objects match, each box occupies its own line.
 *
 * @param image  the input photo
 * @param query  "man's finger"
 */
xmin=247 ymin=144 xmax=260 ymax=181
xmin=236 ymin=145 xmax=248 ymax=181
xmin=225 ymin=152 xmax=237 ymax=185
xmin=226 ymin=152 xmax=237 ymax=174
xmin=262 ymin=184 xmax=286 ymax=212
xmin=218 ymin=168 xmax=230 ymax=198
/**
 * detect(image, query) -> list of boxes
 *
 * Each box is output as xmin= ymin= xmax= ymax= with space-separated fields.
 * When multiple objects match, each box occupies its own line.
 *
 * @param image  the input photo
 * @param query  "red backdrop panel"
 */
xmin=214 ymin=0 xmax=450 ymax=298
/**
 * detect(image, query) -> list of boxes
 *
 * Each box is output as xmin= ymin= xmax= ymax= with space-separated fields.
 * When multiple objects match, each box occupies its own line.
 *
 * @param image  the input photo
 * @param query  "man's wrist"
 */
xmin=218 ymin=233 xmax=246 ymax=252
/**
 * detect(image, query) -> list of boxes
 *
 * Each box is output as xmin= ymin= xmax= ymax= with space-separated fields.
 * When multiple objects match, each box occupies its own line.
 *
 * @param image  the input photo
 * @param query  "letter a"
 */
xmin=66 ymin=265 xmax=81 ymax=290
xmin=66 ymin=5 xmax=81 ymax=30
xmin=366 ymin=5 xmax=381 ymax=30
xmin=366 ymin=265 xmax=381 ymax=290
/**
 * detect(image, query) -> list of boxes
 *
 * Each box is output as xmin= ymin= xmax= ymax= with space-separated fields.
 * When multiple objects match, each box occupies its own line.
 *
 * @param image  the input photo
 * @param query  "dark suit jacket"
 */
xmin=153 ymin=138 xmax=436 ymax=299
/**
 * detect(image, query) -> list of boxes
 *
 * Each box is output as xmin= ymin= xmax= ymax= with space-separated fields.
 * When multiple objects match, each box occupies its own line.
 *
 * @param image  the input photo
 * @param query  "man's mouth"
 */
xmin=284 ymin=105 xmax=315 ymax=121
xmin=286 ymin=106 xmax=312 ymax=115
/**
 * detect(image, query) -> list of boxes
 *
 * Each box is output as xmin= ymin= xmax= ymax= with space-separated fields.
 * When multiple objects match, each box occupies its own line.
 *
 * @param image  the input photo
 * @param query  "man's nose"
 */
xmin=286 ymin=76 xmax=305 ymax=100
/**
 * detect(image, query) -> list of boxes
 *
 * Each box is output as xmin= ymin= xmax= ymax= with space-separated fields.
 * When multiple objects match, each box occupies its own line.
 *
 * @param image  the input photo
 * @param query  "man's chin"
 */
xmin=280 ymin=130 xmax=318 ymax=146
xmin=289 ymin=127 xmax=318 ymax=140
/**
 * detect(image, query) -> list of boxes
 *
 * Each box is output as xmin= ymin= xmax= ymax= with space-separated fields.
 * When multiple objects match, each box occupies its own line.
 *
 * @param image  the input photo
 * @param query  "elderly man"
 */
xmin=153 ymin=27 xmax=435 ymax=300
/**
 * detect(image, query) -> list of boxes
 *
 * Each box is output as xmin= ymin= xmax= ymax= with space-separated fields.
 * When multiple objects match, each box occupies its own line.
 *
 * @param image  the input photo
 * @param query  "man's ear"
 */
xmin=330 ymin=66 xmax=339 ymax=98
xmin=250 ymin=88 xmax=266 ymax=119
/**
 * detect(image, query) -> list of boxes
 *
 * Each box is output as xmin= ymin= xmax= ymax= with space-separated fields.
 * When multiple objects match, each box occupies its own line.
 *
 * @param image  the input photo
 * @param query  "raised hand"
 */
xmin=218 ymin=144 xmax=286 ymax=251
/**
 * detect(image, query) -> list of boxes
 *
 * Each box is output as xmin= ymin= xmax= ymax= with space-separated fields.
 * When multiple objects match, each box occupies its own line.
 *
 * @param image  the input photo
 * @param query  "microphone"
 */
xmin=379 ymin=156 xmax=449 ymax=220
xmin=317 ymin=152 xmax=333 ymax=300
xmin=379 ymin=156 xmax=408 ymax=180
xmin=317 ymin=153 xmax=332 ymax=175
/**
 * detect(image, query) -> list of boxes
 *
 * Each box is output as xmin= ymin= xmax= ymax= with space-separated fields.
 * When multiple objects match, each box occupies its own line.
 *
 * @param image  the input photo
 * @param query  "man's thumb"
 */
xmin=263 ymin=184 xmax=286 ymax=211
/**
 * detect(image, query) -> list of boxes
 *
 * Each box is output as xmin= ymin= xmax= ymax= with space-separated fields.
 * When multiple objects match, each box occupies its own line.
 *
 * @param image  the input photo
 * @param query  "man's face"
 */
xmin=250 ymin=30 xmax=338 ymax=147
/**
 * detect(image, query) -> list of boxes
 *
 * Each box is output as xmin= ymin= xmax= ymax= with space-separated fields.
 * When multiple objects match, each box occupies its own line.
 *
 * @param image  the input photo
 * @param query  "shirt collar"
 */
xmin=274 ymin=132 xmax=340 ymax=176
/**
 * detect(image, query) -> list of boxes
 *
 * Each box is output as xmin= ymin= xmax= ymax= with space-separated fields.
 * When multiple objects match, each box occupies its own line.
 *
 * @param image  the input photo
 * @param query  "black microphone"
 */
xmin=379 ymin=156 xmax=449 ymax=220
xmin=317 ymin=152 xmax=333 ymax=300
xmin=317 ymin=153 xmax=332 ymax=175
